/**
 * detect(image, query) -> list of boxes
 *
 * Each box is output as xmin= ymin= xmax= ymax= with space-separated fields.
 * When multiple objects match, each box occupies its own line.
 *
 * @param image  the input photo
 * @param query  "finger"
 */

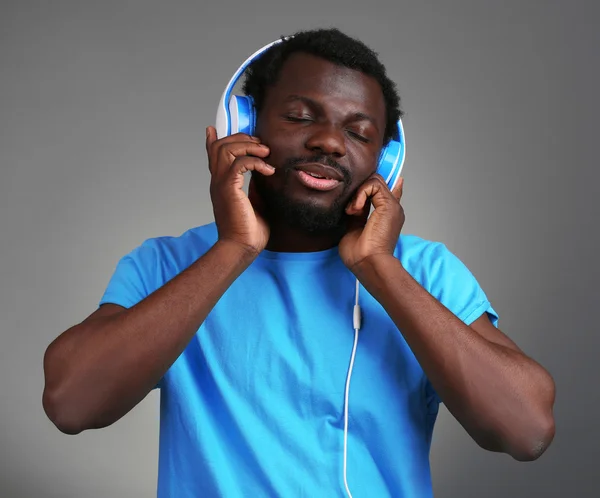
xmin=367 ymin=174 xmax=398 ymax=208
xmin=248 ymin=175 xmax=267 ymax=216
xmin=346 ymin=186 xmax=369 ymax=215
xmin=229 ymin=156 xmax=276 ymax=181
xmin=391 ymin=177 xmax=404 ymax=201
xmin=219 ymin=141 xmax=270 ymax=160
xmin=213 ymin=142 xmax=271 ymax=176
xmin=345 ymin=178 xmax=385 ymax=214
xmin=208 ymin=130 xmax=261 ymax=151
xmin=215 ymin=131 xmax=262 ymax=145
xmin=345 ymin=193 xmax=371 ymax=231
xmin=206 ymin=126 xmax=261 ymax=160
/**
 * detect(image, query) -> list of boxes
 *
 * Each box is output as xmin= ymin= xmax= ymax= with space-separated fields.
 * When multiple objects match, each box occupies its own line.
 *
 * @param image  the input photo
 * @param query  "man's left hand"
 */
xmin=339 ymin=174 xmax=405 ymax=272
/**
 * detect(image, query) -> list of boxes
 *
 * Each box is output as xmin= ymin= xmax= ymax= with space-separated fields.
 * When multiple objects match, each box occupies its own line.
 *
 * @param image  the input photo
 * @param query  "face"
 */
xmin=251 ymin=52 xmax=387 ymax=234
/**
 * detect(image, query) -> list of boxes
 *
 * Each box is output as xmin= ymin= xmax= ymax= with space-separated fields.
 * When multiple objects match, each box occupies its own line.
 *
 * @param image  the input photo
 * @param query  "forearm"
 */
xmin=352 ymin=255 xmax=555 ymax=460
xmin=43 ymin=240 xmax=256 ymax=433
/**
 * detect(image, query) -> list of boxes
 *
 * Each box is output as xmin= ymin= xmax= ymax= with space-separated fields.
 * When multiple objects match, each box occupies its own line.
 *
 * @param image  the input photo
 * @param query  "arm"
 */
xmin=42 ymin=240 xmax=256 ymax=434
xmin=43 ymin=127 xmax=276 ymax=434
xmin=352 ymin=254 xmax=556 ymax=461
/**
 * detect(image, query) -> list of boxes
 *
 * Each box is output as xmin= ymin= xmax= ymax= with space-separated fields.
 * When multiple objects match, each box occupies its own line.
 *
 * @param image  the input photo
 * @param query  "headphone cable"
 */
xmin=343 ymin=278 xmax=361 ymax=498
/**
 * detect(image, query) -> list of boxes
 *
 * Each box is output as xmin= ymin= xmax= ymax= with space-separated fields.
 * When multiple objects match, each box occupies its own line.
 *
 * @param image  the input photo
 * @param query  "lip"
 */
xmin=294 ymin=163 xmax=344 ymax=182
xmin=293 ymin=169 xmax=342 ymax=191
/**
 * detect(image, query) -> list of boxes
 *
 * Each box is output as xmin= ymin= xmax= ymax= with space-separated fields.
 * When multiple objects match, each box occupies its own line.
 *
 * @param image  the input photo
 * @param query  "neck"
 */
xmin=264 ymin=220 xmax=345 ymax=253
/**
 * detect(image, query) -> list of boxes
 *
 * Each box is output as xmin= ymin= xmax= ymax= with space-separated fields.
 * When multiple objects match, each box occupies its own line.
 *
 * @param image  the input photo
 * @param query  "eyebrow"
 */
xmin=283 ymin=94 xmax=380 ymax=132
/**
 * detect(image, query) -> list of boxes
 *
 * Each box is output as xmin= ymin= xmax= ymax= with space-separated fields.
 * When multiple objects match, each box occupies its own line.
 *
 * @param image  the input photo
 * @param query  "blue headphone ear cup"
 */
xmin=376 ymin=139 xmax=401 ymax=189
xmin=229 ymin=95 xmax=256 ymax=136
xmin=248 ymin=96 xmax=256 ymax=136
xmin=376 ymin=119 xmax=406 ymax=190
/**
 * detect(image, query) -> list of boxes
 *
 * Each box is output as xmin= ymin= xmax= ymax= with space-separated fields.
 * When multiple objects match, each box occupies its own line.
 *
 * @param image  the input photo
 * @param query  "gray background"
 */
xmin=1 ymin=1 xmax=598 ymax=497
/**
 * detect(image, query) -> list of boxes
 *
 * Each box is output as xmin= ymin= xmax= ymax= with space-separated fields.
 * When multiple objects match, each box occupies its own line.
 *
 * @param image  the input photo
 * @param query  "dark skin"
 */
xmin=43 ymin=52 xmax=555 ymax=462
xmin=249 ymin=52 xmax=388 ymax=253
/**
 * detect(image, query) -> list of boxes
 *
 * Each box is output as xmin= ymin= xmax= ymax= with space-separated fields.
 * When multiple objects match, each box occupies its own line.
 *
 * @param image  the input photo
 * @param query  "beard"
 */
xmin=250 ymin=156 xmax=353 ymax=235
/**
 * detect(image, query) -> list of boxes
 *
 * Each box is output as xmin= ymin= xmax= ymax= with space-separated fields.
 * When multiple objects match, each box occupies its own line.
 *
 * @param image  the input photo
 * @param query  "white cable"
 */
xmin=343 ymin=278 xmax=361 ymax=498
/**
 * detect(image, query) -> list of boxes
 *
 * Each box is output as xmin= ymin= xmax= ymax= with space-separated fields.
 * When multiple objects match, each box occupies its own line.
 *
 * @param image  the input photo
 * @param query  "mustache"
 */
xmin=281 ymin=155 xmax=351 ymax=184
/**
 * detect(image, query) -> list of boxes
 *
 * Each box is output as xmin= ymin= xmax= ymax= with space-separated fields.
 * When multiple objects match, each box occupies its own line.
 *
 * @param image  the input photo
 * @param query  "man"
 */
xmin=42 ymin=28 xmax=556 ymax=497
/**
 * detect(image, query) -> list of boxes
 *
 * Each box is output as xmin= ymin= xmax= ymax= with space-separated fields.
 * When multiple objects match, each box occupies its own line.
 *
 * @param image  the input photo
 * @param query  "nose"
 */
xmin=305 ymin=123 xmax=346 ymax=158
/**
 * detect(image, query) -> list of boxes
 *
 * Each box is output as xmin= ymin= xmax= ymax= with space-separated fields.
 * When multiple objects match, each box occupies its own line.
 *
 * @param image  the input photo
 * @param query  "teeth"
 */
xmin=307 ymin=172 xmax=325 ymax=179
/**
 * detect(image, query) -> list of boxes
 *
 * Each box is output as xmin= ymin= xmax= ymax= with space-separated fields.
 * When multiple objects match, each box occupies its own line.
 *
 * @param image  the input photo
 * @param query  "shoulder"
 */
xmin=120 ymin=222 xmax=219 ymax=280
xmin=396 ymin=233 xmax=494 ymax=323
xmin=395 ymin=233 xmax=457 ymax=281
xmin=100 ymin=222 xmax=219 ymax=308
xmin=136 ymin=222 xmax=218 ymax=259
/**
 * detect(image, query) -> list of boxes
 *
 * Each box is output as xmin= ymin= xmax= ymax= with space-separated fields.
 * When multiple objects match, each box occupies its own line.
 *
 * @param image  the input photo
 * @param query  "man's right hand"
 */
xmin=205 ymin=126 xmax=275 ymax=257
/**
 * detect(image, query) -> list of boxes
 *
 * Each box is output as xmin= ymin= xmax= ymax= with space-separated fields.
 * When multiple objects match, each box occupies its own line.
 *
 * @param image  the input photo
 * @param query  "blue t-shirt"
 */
xmin=100 ymin=222 xmax=498 ymax=497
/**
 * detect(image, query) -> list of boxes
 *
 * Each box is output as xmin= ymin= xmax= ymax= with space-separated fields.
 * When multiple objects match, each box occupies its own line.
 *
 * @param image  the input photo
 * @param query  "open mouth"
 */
xmin=294 ymin=169 xmax=341 ymax=191
xmin=293 ymin=163 xmax=343 ymax=191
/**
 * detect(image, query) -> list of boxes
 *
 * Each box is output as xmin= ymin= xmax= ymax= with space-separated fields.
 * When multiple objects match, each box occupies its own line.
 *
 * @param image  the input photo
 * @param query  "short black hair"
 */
xmin=242 ymin=27 xmax=403 ymax=145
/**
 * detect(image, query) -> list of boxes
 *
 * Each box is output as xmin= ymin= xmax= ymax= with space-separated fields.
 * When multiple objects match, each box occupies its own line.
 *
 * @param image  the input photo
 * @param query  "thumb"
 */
xmin=205 ymin=126 xmax=217 ymax=152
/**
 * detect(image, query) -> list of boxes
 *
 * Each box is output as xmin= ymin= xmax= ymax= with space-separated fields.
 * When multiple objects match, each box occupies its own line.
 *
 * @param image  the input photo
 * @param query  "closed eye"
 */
xmin=285 ymin=115 xmax=370 ymax=143
xmin=347 ymin=130 xmax=369 ymax=143
xmin=285 ymin=116 xmax=312 ymax=122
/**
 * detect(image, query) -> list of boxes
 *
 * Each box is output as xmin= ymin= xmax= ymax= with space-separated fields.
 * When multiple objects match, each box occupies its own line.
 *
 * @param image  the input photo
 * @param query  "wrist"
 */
xmin=214 ymin=238 xmax=261 ymax=264
xmin=351 ymin=253 xmax=402 ymax=281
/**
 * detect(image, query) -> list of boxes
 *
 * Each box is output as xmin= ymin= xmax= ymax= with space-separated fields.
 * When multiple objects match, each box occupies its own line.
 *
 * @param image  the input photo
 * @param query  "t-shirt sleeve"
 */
xmin=99 ymin=241 xmax=158 ymax=310
xmin=423 ymin=243 xmax=499 ymax=411
xmin=426 ymin=243 xmax=499 ymax=327
xmin=99 ymin=241 xmax=162 ymax=389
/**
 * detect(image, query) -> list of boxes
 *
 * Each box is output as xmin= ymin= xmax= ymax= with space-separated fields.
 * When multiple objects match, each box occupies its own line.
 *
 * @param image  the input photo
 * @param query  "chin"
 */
xmin=253 ymin=170 xmax=349 ymax=233
xmin=283 ymin=191 xmax=352 ymax=232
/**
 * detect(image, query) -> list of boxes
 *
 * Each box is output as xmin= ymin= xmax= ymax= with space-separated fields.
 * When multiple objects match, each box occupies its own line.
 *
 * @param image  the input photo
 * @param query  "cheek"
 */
xmin=349 ymin=146 xmax=379 ymax=179
xmin=266 ymin=135 xmax=303 ymax=167
xmin=256 ymin=122 xmax=293 ymax=158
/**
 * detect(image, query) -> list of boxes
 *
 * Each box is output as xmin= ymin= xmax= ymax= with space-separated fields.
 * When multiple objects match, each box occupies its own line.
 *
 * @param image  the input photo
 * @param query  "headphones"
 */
xmin=216 ymin=38 xmax=406 ymax=192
